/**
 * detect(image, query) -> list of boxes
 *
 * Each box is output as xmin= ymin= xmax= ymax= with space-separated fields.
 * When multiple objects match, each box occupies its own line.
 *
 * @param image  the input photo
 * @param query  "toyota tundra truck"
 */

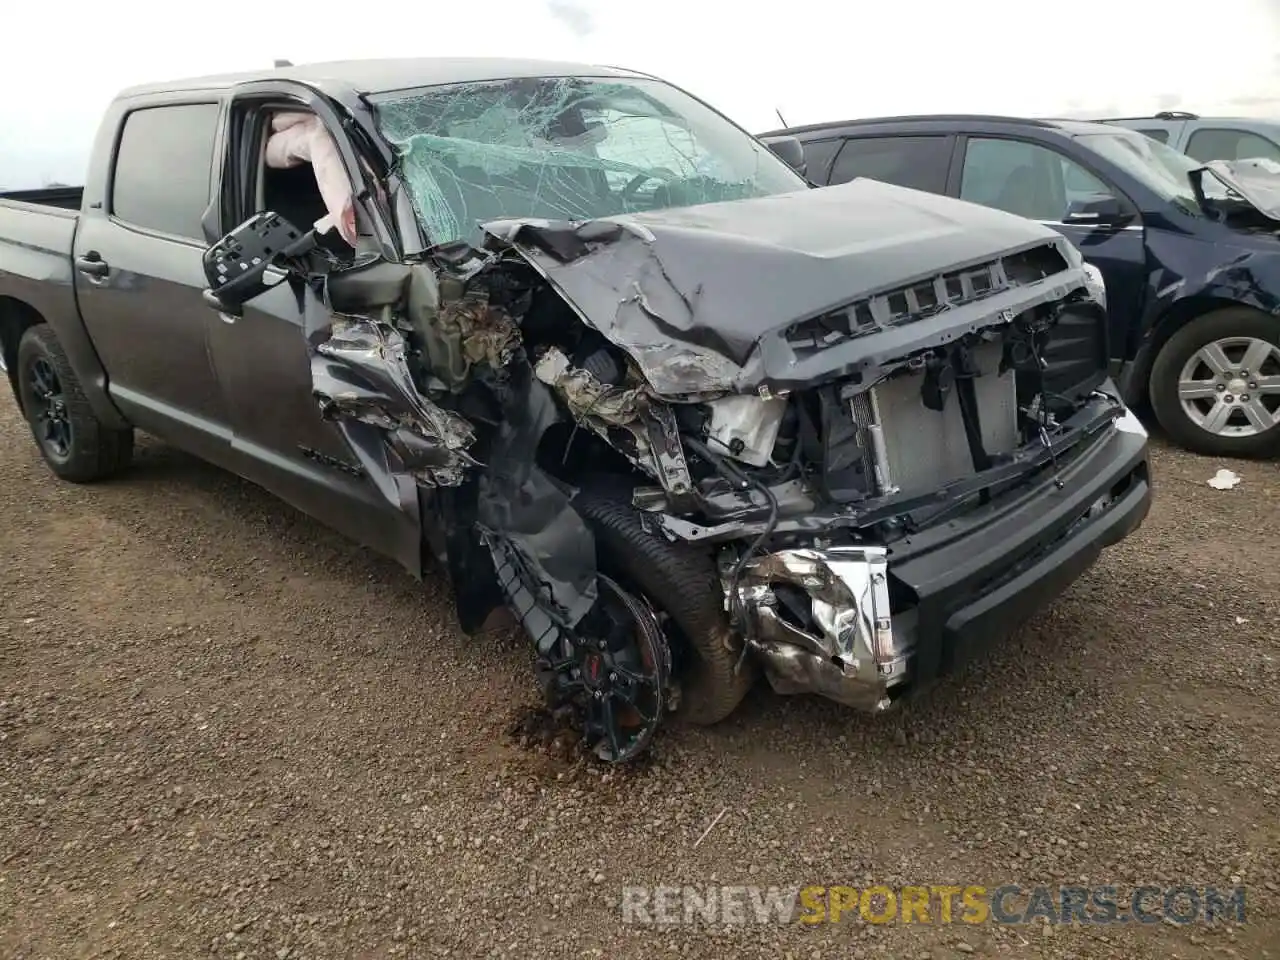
xmin=0 ymin=58 xmax=1151 ymax=762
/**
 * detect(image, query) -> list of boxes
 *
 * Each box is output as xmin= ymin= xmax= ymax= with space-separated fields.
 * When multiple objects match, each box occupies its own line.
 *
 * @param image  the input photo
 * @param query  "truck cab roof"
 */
xmin=117 ymin=57 xmax=651 ymax=100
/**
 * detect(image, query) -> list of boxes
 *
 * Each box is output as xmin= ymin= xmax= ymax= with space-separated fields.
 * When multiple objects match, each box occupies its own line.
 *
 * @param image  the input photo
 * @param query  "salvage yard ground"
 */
xmin=1 ymin=393 xmax=1278 ymax=959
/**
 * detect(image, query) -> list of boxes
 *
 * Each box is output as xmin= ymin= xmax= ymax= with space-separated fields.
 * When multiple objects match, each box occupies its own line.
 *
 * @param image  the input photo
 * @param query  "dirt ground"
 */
xmin=1 ymin=391 xmax=1278 ymax=960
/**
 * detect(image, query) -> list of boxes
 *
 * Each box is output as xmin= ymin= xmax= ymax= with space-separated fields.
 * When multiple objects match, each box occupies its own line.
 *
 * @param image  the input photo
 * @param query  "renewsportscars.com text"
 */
xmin=620 ymin=884 xmax=1247 ymax=926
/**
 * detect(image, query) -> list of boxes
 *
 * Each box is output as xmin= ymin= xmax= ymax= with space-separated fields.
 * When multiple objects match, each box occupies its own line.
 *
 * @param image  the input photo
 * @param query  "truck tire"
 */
xmin=16 ymin=324 xmax=133 ymax=482
xmin=573 ymin=493 xmax=756 ymax=726
xmin=1149 ymin=307 xmax=1280 ymax=458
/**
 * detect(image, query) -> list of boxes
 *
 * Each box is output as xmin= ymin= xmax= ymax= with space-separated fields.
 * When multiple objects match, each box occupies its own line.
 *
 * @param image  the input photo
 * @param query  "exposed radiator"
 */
xmin=850 ymin=340 xmax=1018 ymax=499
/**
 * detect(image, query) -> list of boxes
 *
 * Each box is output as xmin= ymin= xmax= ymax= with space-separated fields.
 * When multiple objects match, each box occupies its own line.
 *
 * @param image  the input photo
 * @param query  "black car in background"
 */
xmin=762 ymin=115 xmax=1280 ymax=457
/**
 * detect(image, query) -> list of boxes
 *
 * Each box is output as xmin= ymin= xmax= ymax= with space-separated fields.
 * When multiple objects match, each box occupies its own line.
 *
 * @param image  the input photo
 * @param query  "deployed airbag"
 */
xmin=266 ymin=111 xmax=359 ymax=247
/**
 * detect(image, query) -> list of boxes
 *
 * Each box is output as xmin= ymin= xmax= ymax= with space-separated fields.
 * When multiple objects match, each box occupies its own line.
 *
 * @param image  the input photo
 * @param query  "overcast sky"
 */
xmin=3 ymin=0 xmax=1280 ymax=188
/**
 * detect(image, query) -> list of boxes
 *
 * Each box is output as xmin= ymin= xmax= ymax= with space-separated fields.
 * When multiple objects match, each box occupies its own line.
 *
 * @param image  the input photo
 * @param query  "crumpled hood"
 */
xmin=484 ymin=178 xmax=1083 ymax=394
xmin=1206 ymin=158 xmax=1280 ymax=222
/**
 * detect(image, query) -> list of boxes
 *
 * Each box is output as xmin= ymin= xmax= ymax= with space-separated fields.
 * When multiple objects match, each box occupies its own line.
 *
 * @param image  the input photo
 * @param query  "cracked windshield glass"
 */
xmin=373 ymin=76 xmax=805 ymax=246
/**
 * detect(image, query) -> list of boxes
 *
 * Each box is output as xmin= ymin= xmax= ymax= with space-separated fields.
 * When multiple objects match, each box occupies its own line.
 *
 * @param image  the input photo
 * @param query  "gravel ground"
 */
xmin=1 ymin=392 xmax=1278 ymax=960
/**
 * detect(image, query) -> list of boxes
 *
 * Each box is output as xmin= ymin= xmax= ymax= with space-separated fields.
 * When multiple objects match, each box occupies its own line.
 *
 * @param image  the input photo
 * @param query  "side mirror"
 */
xmin=201 ymin=211 xmax=316 ymax=312
xmin=1063 ymin=194 xmax=1135 ymax=227
xmin=762 ymin=136 xmax=808 ymax=177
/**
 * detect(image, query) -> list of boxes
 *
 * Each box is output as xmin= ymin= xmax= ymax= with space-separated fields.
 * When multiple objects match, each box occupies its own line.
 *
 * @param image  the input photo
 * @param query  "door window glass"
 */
xmin=1186 ymin=127 xmax=1280 ymax=163
xmin=960 ymin=137 xmax=1117 ymax=221
xmin=828 ymin=136 xmax=950 ymax=193
xmin=797 ymin=138 xmax=843 ymax=184
xmin=112 ymin=103 xmax=219 ymax=239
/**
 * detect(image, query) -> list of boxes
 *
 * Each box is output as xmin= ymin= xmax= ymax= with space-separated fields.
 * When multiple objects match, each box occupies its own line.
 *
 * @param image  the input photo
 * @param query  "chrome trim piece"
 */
xmin=1036 ymin=219 xmax=1143 ymax=232
xmin=734 ymin=546 xmax=908 ymax=711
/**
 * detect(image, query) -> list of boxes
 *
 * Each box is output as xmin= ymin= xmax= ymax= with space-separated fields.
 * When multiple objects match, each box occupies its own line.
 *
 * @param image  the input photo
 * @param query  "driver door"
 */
xmin=203 ymin=91 xmax=423 ymax=574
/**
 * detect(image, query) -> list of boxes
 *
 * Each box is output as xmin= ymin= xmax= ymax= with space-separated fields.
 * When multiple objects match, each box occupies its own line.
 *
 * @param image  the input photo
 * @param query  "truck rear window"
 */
xmin=111 ymin=103 xmax=219 ymax=240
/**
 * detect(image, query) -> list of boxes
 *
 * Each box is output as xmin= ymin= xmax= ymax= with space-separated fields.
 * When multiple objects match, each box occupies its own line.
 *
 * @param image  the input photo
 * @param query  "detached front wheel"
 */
xmin=1149 ymin=307 xmax=1280 ymax=457
xmin=16 ymin=325 xmax=133 ymax=481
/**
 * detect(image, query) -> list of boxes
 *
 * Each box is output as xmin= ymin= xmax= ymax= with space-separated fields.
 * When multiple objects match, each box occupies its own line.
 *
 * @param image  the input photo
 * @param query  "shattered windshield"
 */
xmin=1077 ymin=132 xmax=1232 ymax=215
xmin=372 ymin=76 xmax=806 ymax=247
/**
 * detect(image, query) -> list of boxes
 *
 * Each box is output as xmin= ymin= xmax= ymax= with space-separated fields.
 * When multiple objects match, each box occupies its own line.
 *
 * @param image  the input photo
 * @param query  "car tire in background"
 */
xmin=16 ymin=324 xmax=134 ymax=482
xmin=1149 ymin=307 xmax=1280 ymax=458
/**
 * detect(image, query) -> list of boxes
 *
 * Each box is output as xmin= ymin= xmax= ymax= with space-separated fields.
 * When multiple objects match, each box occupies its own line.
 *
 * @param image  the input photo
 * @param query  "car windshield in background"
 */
xmin=372 ymin=76 xmax=806 ymax=247
xmin=1077 ymin=131 xmax=1232 ymax=214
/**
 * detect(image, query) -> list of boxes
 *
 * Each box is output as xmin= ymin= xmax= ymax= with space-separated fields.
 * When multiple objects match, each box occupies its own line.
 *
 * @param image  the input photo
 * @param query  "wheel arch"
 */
xmin=0 ymin=296 xmax=47 ymax=414
xmin=1132 ymin=294 xmax=1268 ymax=403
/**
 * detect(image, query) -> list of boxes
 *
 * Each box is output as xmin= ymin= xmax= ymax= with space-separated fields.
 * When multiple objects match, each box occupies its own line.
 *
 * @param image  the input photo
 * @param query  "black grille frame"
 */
xmin=784 ymin=243 xmax=1070 ymax=356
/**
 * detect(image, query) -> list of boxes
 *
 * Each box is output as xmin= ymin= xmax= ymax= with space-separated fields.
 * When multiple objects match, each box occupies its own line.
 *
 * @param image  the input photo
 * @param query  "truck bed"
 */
xmin=0 ymin=197 xmax=79 ymax=338
xmin=0 ymin=186 xmax=84 ymax=212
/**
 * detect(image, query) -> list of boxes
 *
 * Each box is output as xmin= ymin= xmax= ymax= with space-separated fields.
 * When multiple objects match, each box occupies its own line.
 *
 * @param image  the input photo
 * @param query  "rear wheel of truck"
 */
xmin=574 ymin=493 xmax=757 ymax=726
xmin=1149 ymin=307 xmax=1280 ymax=458
xmin=16 ymin=325 xmax=133 ymax=482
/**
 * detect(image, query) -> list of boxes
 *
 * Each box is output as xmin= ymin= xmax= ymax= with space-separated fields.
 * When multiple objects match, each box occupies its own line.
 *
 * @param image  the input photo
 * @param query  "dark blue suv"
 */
xmin=762 ymin=115 xmax=1280 ymax=457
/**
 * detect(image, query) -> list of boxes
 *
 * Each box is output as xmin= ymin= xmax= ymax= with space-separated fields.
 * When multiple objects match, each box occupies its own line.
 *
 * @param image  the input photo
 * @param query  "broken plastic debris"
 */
xmin=1207 ymin=468 xmax=1241 ymax=490
xmin=1235 ymin=616 xmax=1250 ymax=625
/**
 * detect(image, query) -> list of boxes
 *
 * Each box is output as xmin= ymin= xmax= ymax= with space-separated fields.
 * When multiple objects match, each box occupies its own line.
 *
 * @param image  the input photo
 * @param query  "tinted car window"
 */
xmin=797 ymin=138 xmax=843 ymax=184
xmin=112 ymin=103 xmax=219 ymax=239
xmin=828 ymin=136 xmax=950 ymax=193
xmin=1133 ymin=127 xmax=1170 ymax=144
xmin=960 ymin=137 xmax=1117 ymax=221
xmin=1185 ymin=127 xmax=1280 ymax=163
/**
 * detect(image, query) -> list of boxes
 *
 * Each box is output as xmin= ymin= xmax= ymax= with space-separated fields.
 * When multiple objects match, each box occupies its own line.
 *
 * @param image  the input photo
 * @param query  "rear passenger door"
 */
xmin=955 ymin=136 xmax=1146 ymax=362
xmin=73 ymin=99 xmax=232 ymax=464
xmin=824 ymin=135 xmax=954 ymax=195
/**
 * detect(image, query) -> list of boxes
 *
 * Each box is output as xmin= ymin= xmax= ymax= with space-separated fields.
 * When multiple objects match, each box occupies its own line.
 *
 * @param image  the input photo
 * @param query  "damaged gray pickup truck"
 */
xmin=0 ymin=59 xmax=1152 ymax=762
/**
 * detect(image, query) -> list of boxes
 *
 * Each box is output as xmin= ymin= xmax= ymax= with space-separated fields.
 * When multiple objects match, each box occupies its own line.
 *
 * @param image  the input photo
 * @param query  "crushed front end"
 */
xmin=486 ymin=196 xmax=1152 ymax=716
xmin=213 ymin=153 xmax=1150 ymax=761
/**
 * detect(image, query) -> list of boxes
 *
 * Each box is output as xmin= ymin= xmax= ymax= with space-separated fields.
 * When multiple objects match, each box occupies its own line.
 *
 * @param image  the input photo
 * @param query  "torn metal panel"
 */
xmin=477 ymin=358 xmax=598 ymax=628
xmin=299 ymin=247 xmax=598 ymax=635
xmin=483 ymin=178 xmax=1096 ymax=394
xmin=312 ymin=313 xmax=477 ymax=485
xmin=302 ymin=265 xmax=479 ymax=488
xmin=735 ymin=546 xmax=904 ymax=711
xmin=532 ymin=347 xmax=696 ymax=502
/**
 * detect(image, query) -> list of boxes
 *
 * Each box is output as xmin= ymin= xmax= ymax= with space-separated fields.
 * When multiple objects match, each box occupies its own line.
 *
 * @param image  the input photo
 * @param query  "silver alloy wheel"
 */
xmin=1177 ymin=336 xmax=1280 ymax=437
